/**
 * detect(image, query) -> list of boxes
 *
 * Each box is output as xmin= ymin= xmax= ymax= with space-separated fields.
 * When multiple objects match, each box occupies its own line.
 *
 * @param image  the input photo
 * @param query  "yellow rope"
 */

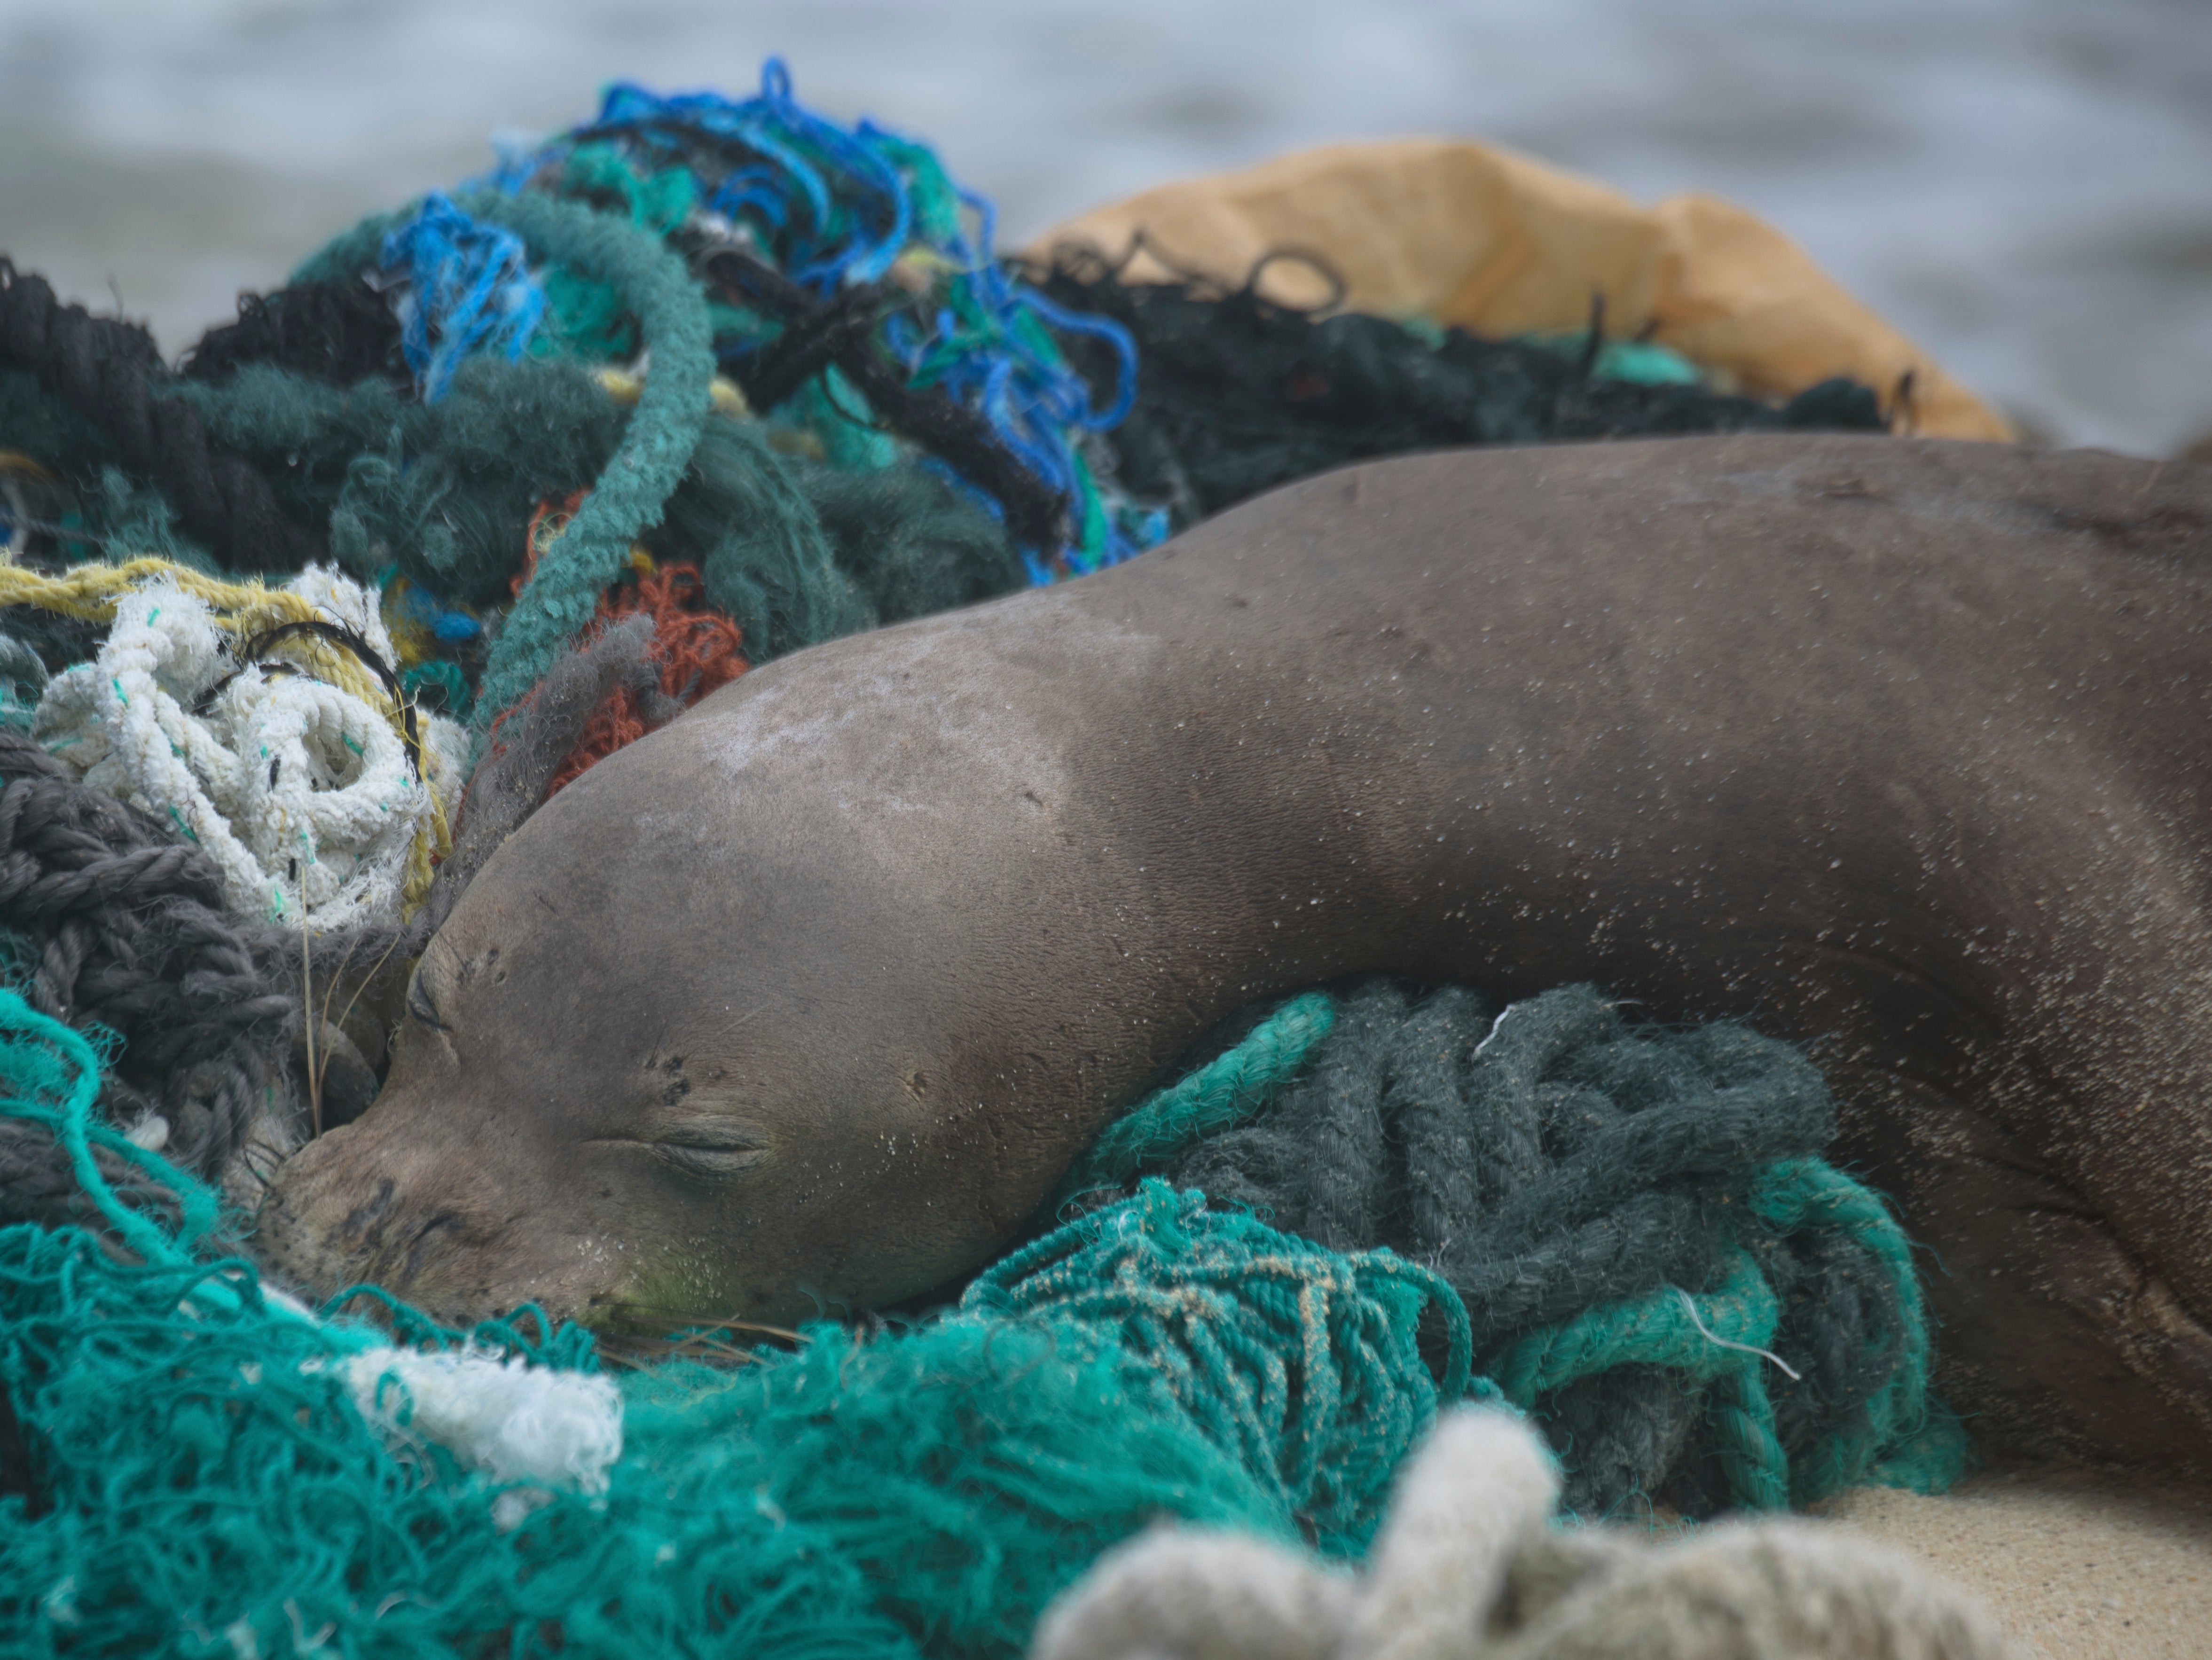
xmin=596 ymin=366 xmax=748 ymax=418
xmin=0 ymin=558 xmax=453 ymax=919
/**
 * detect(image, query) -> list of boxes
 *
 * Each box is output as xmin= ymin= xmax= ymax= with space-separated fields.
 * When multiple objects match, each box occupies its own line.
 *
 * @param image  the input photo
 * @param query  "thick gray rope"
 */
xmin=0 ymin=728 xmax=404 ymax=1229
xmin=1157 ymin=978 xmax=1903 ymax=1517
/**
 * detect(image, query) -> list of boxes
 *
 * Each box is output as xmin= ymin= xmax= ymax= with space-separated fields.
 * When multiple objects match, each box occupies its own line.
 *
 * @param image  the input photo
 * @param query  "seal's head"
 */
xmin=253 ymin=644 xmax=1135 ymax=1333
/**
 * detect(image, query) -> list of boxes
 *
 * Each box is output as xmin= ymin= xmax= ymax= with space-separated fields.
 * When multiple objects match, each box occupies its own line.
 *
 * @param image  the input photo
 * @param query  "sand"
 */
xmin=1817 ymin=1464 xmax=2212 ymax=1659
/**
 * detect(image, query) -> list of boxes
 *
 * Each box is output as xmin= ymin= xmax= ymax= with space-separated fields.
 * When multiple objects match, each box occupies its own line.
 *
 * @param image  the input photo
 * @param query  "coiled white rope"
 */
xmin=33 ymin=567 xmax=466 ymax=931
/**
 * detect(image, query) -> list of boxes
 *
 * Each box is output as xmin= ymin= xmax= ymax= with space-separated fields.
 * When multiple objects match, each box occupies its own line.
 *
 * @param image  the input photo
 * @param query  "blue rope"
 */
xmin=495 ymin=59 xmax=1157 ymax=579
xmin=541 ymin=63 xmax=913 ymax=294
xmin=1020 ymin=289 xmax=1140 ymax=431
xmin=379 ymin=192 xmax=546 ymax=403
xmin=887 ymin=186 xmax=1147 ymax=574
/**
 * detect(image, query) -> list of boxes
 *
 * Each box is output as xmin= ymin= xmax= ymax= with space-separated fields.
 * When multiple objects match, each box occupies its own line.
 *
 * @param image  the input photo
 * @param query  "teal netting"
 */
xmin=0 ymin=977 xmax=1966 ymax=1654
xmin=0 ymin=990 xmax=1454 ymax=1658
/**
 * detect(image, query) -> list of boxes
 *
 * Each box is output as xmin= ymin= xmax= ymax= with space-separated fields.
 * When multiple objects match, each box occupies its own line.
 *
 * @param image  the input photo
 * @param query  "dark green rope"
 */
xmin=1492 ymin=1245 xmax=1791 ymax=1510
xmin=1486 ymin=1158 xmax=1967 ymax=1511
xmin=1051 ymin=986 xmax=1970 ymax=1517
xmin=1751 ymin=1157 xmax=1959 ymax=1502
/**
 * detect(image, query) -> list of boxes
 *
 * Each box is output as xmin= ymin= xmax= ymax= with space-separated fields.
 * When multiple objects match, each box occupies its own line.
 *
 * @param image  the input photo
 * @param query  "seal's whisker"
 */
xmin=596 ymin=1303 xmax=802 ymax=1336
xmin=316 ymin=925 xmax=406 ymax=1112
xmin=589 ymin=1304 xmax=809 ymax=1368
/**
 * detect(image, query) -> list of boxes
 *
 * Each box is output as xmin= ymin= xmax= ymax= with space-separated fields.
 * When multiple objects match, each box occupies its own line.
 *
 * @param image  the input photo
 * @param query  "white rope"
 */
xmin=33 ymin=567 xmax=463 ymax=931
xmin=1029 ymin=1408 xmax=2019 ymax=1660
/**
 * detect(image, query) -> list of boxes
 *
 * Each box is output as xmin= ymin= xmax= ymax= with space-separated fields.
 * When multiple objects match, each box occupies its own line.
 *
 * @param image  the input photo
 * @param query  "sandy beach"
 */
xmin=1820 ymin=1464 xmax=2212 ymax=1658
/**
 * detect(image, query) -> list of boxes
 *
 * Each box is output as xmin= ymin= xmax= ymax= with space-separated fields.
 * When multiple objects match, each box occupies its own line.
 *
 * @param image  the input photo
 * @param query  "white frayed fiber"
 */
xmin=1029 ymin=1406 xmax=2019 ymax=1660
xmin=32 ymin=567 xmax=463 ymax=928
xmin=344 ymin=1344 xmax=623 ymax=1494
xmin=1486 ymin=1519 xmax=2016 ymax=1660
xmin=1031 ymin=1528 xmax=1358 ymax=1660
xmin=1352 ymin=1409 xmax=1561 ymax=1660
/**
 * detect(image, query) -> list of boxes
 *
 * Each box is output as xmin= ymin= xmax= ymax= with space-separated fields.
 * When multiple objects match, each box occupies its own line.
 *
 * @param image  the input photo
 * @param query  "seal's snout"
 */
xmin=256 ymin=1112 xmax=548 ymax=1326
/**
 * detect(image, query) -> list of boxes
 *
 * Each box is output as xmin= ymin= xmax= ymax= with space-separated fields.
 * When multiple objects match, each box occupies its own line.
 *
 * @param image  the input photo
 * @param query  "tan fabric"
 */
xmin=1028 ymin=138 xmax=2013 ymax=443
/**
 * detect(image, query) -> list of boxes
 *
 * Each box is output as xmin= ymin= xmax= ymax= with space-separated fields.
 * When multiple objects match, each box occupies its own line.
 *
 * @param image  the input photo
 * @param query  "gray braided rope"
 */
xmin=0 ymin=606 xmax=673 ymax=1232
xmin=0 ymin=728 xmax=408 ymax=1232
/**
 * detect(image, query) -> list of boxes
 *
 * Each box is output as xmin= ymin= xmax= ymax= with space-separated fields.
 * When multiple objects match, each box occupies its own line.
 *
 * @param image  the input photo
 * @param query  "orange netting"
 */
xmin=516 ymin=492 xmax=750 ymax=798
xmin=545 ymin=562 xmax=748 ymax=794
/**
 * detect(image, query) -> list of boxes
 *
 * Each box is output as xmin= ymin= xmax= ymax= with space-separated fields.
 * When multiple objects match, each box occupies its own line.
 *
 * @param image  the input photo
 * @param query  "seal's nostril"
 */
xmin=340 ymin=1177 xmax=397 ymax=1244
xmin=400 ymin=1213 xmax=465 ymax=1288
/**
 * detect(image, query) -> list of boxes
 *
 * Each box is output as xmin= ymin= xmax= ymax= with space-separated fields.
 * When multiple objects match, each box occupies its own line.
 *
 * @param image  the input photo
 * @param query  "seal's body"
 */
xmin=261 ymin=433 xmax=2212 ymax=1468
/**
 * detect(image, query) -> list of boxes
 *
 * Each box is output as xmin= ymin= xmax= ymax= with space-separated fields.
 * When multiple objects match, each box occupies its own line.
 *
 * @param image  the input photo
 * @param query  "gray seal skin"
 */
xmin=259 ymin=431 xmax=2212 ymax=1471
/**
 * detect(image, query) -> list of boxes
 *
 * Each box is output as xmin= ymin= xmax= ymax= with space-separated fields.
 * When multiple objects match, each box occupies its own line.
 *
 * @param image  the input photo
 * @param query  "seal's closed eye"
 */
xmin=405 ymin=943 xmax=456 ymax=1034
xmin=613 ymin=1118 xmax=771 ymax=1182
xmin=406 ymin=974 xmax=449 ymax=1034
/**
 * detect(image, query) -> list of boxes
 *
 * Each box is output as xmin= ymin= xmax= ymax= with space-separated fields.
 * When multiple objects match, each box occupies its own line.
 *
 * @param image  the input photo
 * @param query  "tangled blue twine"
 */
xmin=493 ymin=60 xmax=909 ymax=295
xmin=379 ymin=192 xmax=546 ymax=403
xmin=882 ymin=187 xmax=1147 ymax=576
xmin=489 ymin=58 xmax=1156 ymax=579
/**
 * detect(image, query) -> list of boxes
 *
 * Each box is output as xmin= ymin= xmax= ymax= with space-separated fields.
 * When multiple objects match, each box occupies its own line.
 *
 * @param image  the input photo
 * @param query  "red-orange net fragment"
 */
xmin=546 ymin=559 xmax=748 ymax=796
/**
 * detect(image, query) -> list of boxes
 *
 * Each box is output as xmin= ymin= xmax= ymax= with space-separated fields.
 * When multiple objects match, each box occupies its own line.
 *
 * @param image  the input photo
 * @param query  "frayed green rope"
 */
xmin=295 ymin=189 xmax=716 ymax=743
xmin=457 ymin=189 xmax=713 ymax=732
xmin=1053 ymin=989 xmax=1969 ymax=1515
xmin=1488 ymin=1159 xmax=1970 ymax=1511
xmin=1750 ymin=1157 xmax=1968 ymax=1501
xmin=1493 ymin=1245 xmax=1792 ymax=1509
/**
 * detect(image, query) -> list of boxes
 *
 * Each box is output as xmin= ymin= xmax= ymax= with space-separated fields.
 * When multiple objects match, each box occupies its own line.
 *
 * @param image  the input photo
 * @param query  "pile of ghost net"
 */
xmin=0 ymin=60 xmax=1939 ymax=1660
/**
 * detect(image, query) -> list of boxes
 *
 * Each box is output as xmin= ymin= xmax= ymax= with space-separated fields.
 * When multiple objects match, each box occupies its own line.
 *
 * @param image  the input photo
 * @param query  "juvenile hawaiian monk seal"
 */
xmin=260 ymin=431 xmax=2212 ymax=1470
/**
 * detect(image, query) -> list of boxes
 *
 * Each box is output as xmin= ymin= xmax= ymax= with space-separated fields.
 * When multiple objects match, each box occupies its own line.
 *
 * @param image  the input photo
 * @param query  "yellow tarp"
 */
xmin=1029 ymin=138 xmax=2011 ymax=443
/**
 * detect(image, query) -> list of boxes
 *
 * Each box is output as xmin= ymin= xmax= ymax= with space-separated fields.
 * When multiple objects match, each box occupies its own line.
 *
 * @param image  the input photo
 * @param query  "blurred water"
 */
xmin=1 ymin=0 xmax=2208 ymax=454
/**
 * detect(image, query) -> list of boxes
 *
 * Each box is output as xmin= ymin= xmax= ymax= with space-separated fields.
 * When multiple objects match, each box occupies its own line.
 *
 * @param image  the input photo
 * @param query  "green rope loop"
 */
xmin=1485 ymin=1157 xmax=1967 ymax=1511
xmin=1048 ymin=990 xmax=1336 ymax=1212
xmin=456 ymin=189 xmax=714 ymax=730
xmin=1749 ymin=1157 xmax=1964 ymax=1500
xmin=1492 ymin=1246 xmax=1781 ymax=1402
xmin=294 ymin=190 xmax=717 ymax=740
xmin=1493 ymin=1246 xmax=1790 ymax=1510
xmin=0 ymin=993 xmax=215 ymax=1264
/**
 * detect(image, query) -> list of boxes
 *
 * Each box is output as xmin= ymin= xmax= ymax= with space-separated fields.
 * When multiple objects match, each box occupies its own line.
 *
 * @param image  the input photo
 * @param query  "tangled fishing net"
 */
xmin=0 ymin=968 xmax=1973 ymax=1653
xmin=1054 ymin=980 xmax=1966 ymax=1522
xmin=0 ymin=988 xmax=1453 ymax=1658
xmin=0 ymin=55 xmax=1908 ymax=1179
xmin=0 ymin=58 xmax=1893 ymax=838
xmin=0 ymin=969 xmax=1969 ymax=1657
xmin=1026 ymin=256 xmax=1886 ymax=536
xmin=0 ymin=55 xmax=1966 ymax=1660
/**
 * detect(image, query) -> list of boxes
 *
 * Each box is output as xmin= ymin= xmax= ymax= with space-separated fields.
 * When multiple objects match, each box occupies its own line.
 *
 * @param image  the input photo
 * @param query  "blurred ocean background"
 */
xmin=0 ymin=0 xmax=2207 ymax=455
